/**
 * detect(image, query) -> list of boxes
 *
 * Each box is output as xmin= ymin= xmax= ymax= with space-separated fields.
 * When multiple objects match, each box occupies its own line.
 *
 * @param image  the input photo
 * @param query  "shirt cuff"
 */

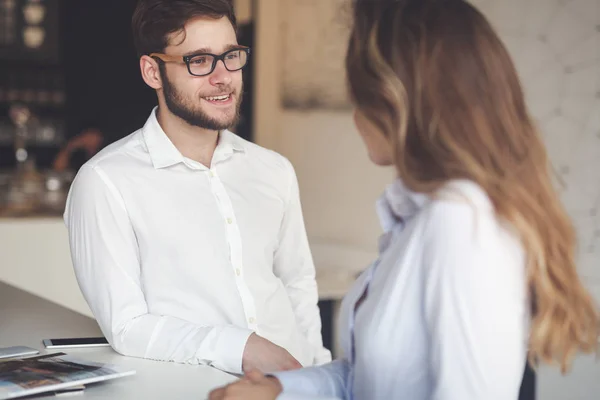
xmin=205 ymin=326 xmax=253 ymax=374
xmin=274 ymin=370 xmax=341 ymax=399
xmin=276 ymin=394 xmax=341 ymax=400
xmin=271 ymin=369 xmax=323 ymax=397
xmin=271 ymin=360 xmax=349 ymax=399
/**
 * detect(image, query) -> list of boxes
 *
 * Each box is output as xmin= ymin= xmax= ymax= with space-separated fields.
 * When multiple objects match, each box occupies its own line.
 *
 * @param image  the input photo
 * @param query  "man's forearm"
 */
xmin=107 ymin=312 xmax=253 ymax=374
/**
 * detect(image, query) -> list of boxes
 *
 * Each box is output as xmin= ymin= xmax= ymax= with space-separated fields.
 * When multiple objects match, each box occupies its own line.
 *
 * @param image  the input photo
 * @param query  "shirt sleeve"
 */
xmin=272 ymin=158 xmax=332 ymax=365
xmin=64 ymin=164 xmax=253 ymax=374
xmin=422 ymin=199 xmax=529 ymax=400
xmin=273 ymin=359 xmax=350 ymax=399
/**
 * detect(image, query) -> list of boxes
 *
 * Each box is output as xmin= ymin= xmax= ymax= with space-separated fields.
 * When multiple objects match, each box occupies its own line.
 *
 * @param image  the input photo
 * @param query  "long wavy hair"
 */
xmin=346 ymin=0 xmax=599 ymax=372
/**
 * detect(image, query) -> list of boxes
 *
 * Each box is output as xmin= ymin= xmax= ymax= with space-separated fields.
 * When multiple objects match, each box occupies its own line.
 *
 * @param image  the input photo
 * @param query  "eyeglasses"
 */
xmin=149 ymin=46 xmax=251 ymax=77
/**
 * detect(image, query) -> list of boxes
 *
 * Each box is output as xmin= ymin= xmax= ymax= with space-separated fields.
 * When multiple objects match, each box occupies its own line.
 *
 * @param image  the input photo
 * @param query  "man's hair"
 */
xmin=132 ymin=0 xmax=237 ymax=58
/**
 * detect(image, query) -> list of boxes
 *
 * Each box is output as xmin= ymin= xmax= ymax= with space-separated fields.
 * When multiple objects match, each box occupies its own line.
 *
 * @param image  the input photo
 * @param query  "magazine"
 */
xmin=0 ymin=352 xmax=135 ymax=399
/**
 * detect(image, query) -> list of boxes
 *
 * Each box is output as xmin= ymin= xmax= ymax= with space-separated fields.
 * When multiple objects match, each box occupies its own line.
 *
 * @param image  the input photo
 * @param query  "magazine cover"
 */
xmin=0 ymin=352 xmax=135 ymax=399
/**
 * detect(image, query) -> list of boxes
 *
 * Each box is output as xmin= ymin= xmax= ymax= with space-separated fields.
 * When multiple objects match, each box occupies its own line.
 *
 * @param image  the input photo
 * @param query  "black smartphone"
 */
xmin=42 ymin=337 xmax=110 ymax=349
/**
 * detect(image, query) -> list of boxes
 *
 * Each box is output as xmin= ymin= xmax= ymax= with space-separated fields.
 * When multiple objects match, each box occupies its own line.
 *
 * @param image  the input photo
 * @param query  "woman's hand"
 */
xmin=208 ymin=369 xmax=283 ymax=400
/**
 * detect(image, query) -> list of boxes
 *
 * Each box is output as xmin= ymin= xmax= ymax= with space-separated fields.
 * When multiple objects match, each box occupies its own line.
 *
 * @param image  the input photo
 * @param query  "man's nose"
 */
xmin=208 ymin=60 xmax=232 ymax=86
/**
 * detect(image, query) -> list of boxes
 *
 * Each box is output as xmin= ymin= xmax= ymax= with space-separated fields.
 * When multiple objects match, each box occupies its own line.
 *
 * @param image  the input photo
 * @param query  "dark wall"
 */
xmin=62 ymin=0 xmax=254 ymax=147
xmin=62 ymin=0 xmax=156 ymax=144
xmin=0 ymin=0 xmax=254 ymax=170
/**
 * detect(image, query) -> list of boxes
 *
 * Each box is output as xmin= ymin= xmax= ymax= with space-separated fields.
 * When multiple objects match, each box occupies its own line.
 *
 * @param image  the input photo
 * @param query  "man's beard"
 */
xmin=160 ymin=68 xmax=243 ymax=130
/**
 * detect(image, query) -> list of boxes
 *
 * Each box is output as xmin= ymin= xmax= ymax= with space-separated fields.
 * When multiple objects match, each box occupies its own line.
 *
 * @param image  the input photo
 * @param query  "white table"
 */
xmin=0 ymin=282 xmax=237 ymax=399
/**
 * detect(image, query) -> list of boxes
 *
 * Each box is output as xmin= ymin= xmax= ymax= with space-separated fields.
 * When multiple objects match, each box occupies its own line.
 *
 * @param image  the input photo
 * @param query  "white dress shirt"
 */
xmin=64 ymin=108 xmax=331 ymax=374
xmin=275 ymin=179 xmax=530 ymax=400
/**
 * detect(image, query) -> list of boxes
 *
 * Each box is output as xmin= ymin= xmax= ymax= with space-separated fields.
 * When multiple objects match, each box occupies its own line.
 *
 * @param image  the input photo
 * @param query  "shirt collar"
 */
xmin=214 ymin=129 xmax=246 ymax=164
xmin=375 ymin=178 xmax=430 ymax=233
xmin=142 ymin=107 xmax=245 ymax=169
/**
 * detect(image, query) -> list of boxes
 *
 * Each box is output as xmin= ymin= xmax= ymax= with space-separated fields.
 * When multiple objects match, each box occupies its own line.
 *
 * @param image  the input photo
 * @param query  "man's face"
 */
xmin=160 ymin=16 xmax=243 ymax=130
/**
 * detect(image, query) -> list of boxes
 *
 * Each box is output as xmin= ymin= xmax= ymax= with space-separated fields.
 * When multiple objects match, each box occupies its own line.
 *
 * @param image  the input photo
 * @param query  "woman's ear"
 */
xmin=354 ymin=109 xmax=394 ymax=166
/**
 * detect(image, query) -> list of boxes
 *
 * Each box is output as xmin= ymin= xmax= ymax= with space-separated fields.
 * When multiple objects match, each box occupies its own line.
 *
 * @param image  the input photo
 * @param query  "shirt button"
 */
xmin=248 ymin=317 xmax=255 ymax=324
xmin=209 ymin=170 xmax=215 ymax=177
xmin=226 ymin=218 xmax=233 ymax=224
xmin=235 ymin=269 xmax=241 ymax=276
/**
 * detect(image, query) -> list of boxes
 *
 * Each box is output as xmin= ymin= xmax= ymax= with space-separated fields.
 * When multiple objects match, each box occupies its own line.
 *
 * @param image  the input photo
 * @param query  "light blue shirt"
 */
xmin=274 ymin=179 xmax=529 ymax=400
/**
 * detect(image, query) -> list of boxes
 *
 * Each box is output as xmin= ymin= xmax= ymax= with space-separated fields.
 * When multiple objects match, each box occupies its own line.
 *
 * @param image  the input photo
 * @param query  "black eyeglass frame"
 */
xmin=150 ymin=46 xmax=251 ymax=76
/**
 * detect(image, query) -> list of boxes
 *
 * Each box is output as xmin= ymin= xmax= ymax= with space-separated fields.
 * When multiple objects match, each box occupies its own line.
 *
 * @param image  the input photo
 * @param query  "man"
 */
xmin=64 ymin=0 xmax=331 ymax=375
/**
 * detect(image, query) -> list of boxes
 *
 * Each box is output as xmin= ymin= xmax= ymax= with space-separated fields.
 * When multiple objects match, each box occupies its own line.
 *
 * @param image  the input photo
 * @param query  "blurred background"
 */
xmin=0 ymin=1 xmax=598 ymax=399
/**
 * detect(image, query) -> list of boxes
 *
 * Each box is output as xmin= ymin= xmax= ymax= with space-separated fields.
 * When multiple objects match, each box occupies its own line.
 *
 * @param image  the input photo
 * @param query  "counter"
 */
xmin=0 ymin=216 xmax=371 ymax=318
xmin=0 ymin=281 xmax=237 ymax=399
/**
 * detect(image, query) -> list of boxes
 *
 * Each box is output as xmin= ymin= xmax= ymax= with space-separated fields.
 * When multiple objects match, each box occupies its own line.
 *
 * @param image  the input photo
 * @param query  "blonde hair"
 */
xmin=346 ymin=0 xmax=599 ymax=372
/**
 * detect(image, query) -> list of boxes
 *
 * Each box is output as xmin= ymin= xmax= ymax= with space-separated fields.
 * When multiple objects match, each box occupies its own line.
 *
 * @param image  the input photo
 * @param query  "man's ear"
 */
xmin=140 ymin=55 xmax=163 ymax=90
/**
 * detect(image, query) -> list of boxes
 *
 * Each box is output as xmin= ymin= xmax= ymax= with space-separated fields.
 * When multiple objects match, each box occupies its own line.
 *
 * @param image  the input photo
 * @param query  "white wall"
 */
xmin=254 ymin=0 xmax=392 ymax=268
xmin=254 ymin=0 xmax=600 ymax=399
xmin=278 ymin=112 xmax=393 ymax=251
xmin=471 ymin=0 xmax=600 ymax=282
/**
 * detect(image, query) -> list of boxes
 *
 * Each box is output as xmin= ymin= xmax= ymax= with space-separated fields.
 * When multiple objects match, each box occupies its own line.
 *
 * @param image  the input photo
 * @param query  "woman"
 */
xmin=210 ymin=0 xmax=599 ymax=399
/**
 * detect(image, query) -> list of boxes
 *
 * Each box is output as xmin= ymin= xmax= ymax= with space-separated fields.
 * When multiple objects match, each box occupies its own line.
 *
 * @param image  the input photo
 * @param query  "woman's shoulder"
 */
xmin=417 ymin=179 xmax=523 ymax=260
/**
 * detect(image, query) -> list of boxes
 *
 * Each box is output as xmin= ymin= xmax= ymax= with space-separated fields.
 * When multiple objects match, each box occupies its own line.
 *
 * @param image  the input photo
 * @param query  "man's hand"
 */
xmin=209 ymin=370 xmax=283 ymax=400
xmin=242 ymin=333 xmax=302 ymax=373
